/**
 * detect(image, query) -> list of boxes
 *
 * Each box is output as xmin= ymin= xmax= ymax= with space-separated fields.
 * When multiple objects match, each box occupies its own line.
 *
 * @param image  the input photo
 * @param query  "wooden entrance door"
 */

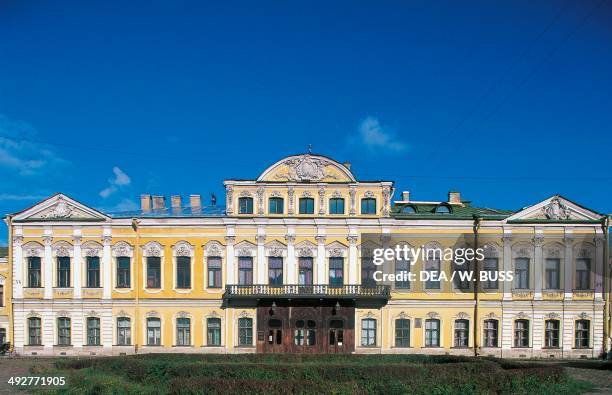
xmin=327 ymin=319 xmax=345 ymax=353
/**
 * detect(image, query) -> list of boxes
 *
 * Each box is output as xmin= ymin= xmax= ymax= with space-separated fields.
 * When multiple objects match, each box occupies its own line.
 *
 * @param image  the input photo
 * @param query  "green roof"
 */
xmin=391 ymin=202 xmax=512 ymax=220
xmin=0 ymin=247 xmax=7 ymax=258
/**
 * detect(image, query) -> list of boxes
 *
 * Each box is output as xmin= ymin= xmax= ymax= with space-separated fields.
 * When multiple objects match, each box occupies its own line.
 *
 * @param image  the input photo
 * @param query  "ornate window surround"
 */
xmin=141 ymin=241 xmax=165 ymax=294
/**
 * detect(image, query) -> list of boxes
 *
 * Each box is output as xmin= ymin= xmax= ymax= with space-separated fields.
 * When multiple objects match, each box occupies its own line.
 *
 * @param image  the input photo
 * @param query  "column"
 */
xmin=256 ymin=235 xmax=266 ymax=284
xmin=73 ymin=234 xmax=82 ymax=299
xmin=286 ymin=234 xmax=296 ymax=284
xmin=564 ymin=233 xmax=573 ymax=300
xmin=347 ymin=235 xmax=358 ymax=285
xmin=316 ymin=236 xmax=326 ymax=284
xmin=595 ymin=236 xmax=604 ymax=300
xmin=502 ymin=234 xmax=512 ymax=300
xmin=225 ymin=236 xmax=235 ymax=284
xmin=102 ymin=235 xmax=112 ymax=299
xmin=533 ymin=235 xmax=544 ymax=300
xmin=43 ymin=235 xmax=53 ymax=300
xmin=12 ymin=235 xmax=24 ymax=299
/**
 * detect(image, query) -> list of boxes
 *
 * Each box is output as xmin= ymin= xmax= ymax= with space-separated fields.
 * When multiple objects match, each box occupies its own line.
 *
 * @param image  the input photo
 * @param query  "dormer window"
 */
xmin=238 ymin=197 xmax=253 ymax=214
xmin=329 ymin=198 xmax=345 ymax=214
xmin=269 ymin=197 xmax=284 ymax=214
xmin=434 ymin=204 xmax=451 ymax=214
xmin=400 ymin=205 xmax=416 ymax=214
xmin=361 ymin=198 xmax=376 ymax=215
xmin=299 ymin=197 xmax=314 ymax=214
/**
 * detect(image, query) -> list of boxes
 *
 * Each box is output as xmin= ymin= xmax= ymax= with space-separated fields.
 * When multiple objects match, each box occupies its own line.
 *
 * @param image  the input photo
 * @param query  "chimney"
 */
xmin=448 ymin=191 xmax=461 ymax=204
xmin=342 ymin=162 xmax=351 ymax=170
xmin=402 ymin=191 xmax=410 ymax=201
xmin=189 ymin=194 xmax=201 ymax=209
xmin=152 ymin=195 xmax=166 ymax=210
xmin=171 ymin=195 xmax=182 ymax=210
xmin=140 ymin=194 xmax=152 ymax=212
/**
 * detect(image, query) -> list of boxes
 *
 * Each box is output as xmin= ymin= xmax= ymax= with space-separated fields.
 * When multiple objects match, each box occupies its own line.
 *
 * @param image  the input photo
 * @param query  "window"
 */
xmin=483 ymin=319 xmax=498 ymax=347
xmin=117 ymin=318 xmax=131 ymax=345
xmin=361 ymin=257 xmax=376 ymax=286
xmin=514 ymin=319 xmax=529 ymax=348
xmin=146 ymin=256 xmax=161 ymax=288
xmin=87 ymin=317 xmax=100 ymax=346
xmin=361 ymin=198 xmax=376 ymax=214
xmin=544 ymin=320 xmax=559 ymax=348
xmin=86 ymin=256 xmax=100 ymax=288
xmin=453 ymin=262 xmax=470 ymax=290
xmin=424 ymin=254 xmax=441 ymax=290
xmin=176 ymin=318 xmax=191 ymax=346
xmin=207 ymin=318 xmax=221 ymax=346
xmin=545 ymin=258 xmax=560 ymax=289
xmin=116 ymin=257 xmax=131 ymax=288
xmin=268 ymin=197 xmax=284 ymax=214
xmin=575 ymin=320 xmax=590 ymax=348
xmin=307 ymin=320 xmax=316 ymax=346
xmin=0 ymin=284 xmax=3 ymax=306
xmin=576 ymin=258 xmax=591 ymax=290
xmin=329 ymin=257 xmax=344 ymax=287
xmin=395 ymin=319 xmax=410 ymax=347
xmin=238 ymin=318 xmax=253 ymax=346
xmin=298 ymin=257 xmax=313 ymax=285
xmin=434 ymin=204 xmax=450 ymax=214
xmin=268 ymin=257 xmax=283 ymax=287
xmin=238 ymin=197 xmax=253 ymax=214
xmin=28 ymin=257 xmax=41 ymax=288
xmin=0 ymin=328 xmax=5 ymax=345
xmin=361 ymin=319 xmax=376 ymax=346
xmin=454 ymin=319 xmax=469 ymax=347
xmin=207 ymin=257 xmax=222 ymax=288
xmin=482 ymin=258 xmax=498 ymax=289
xmin=57 ymin=256 xmax=71 ymax=288
xmin=147 ymin=318 xmax=161 ymax=346
xmin=294 ymin=320 xmax=305 ymax=346
xmin=28 ymin=317 xmax=42 ymax=345
xmin=299 ymin=197 xmax=314 ymax=214
xmin=400 ymin=205 xmax=416 ymax=214
xmin=425 ymin=319 xmax=440 ymax=347
xmin=238 ymin=256 xmax=253 ymax=285
xmin=514 ymin=258 xmax=529 ymax=289
xmin=176 ymin=256 xmax=191 ymax=289
xmin=329 ymin=198 xmax=345 ymax=214
xmin=57 ymin=317 xmax=71 ymax=346
xmin=395 ymin=259 xmax=410 ymax=289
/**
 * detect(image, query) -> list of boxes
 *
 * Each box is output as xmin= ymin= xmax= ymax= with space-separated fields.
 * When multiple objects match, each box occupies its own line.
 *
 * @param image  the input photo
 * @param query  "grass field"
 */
xmin=20 ymin=354 xmax=603 ymax=394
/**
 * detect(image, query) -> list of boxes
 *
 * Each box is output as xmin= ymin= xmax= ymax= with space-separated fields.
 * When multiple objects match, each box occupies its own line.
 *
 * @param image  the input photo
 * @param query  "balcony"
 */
xmin=223 ymin=284 xmax=391 ymax=308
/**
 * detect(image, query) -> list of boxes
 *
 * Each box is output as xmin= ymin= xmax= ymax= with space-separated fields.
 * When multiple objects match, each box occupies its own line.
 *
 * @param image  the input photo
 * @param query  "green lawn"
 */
xmin=31 ymin=354 xmax=595 ymax=394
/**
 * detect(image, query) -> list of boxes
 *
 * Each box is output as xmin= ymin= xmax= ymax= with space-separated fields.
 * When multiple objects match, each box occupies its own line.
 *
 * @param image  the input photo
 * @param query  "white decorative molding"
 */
xmin=349 ymin=186 xmax=357 ymax=216
xmin=176 ymin=311 xmax=191 ymax=319
xmin=239 ymin=190 xmax=252 ymax=198
xmin=173 ymin=241 xmax=194 ymax=257
xmin=516 ymin=312 xmax=529 ymax=320
xmin=455 ymin=312 xmax=470 ymax=320
xmin=426 ymin=312 xmax=440 ymax=319
xmin=265 ymin=240 xmax=287 ymax=257
xmin=578 ymin=312 xmax=590 ymax=320
xmin=332 ymin=190 xmax=343 ymax=199
xmin=112 ymin=241 xmax=134 ymax=258
xmin=541 ymin=197 xmax=571 ymax=220
xmin=145 ymin=311 xmax=160 ymax=318
xmin=22 ymin=241 xmax=43 ymax=257
xmin=268 ymin=155 xmax=344 ymax=182
xmin=482 ymin=243 xmax=500 ymax=258
xmin=364 ymin=190 xmax=375 ymax=199
xmin=301 ymin=190 xmax=313 ymax=198
xmin=546 ymin=312 xmax=560 ymax=319
xmin=142 ymin=241 xmax=164 ymax=257
xmin=318 ymin=187 xmax=325 ymax=215
xmin=204 ymin=241 xmax=224 ymax=257
xmin=237 ymin=310 xmax=251 ymax=318
xmin=235 ymin=241 xmax=256 ymax=257
xmin=512 ymin=242 xmax=533 ymax=258
xmin=225 ymin=185 xmax=234 ymax=215
xmin=53 ymin=241 xmax=73 ymax=257
xmin=82 ymin=241 xmax=103 ymax=258
xmin=325 ymin=241 xmax=348 ymax=258
xmin=256 ymin=187 xmax=265 ymax=215
xmin=287 ymin=186 xmax=295 ymax=215
xmin=39 ymin=196 xmax=76 ymax=219
xmin=270 ymin=191 xmax=282 ymax=198
xmin=295 ymin=240 xmax=316 ymax=257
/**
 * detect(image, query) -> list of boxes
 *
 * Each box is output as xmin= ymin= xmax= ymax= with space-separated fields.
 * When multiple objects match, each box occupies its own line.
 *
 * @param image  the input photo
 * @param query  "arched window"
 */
xmin=400 ymin=205 xmax=416 ymax=214
xmin=329 ymin=198 xmax=345 ymax=214
xmin=483 ymin=319 xmax=498 ymax=347
xmin=207 ymin=318 xmax=221 ymax=346
xmin=117 ymin=317 xmax=131 ymax=345
xmin=28 ymin=317 xmax=42 ymax=345
xmin=545 ymin=319 xmax=560 ymax=348
xmin=514 ymin=319 xmax=529 ymax=348
xmin=434 ymin=204 xmax=450 ymax=214
xmin=361 ymin=318 xmax=376 ymax=346
xmin=425 ymin=319 xmax=440 ymax=347
xmin=395 ymin=319 xmax=410 ymax=347
xmin=575 ymin=320 xmax=590 ymax=348
xmin=238 ymin=197 xmax=253 ymax=214
xmin=147 ymin=317 xmax=161 ymax=346
xmin=299 ymin=197 xmax=314 ymax=214
xmin=238 ymin=318 xmax=253 ymax=346
xmin=454 ymin=319 xmax=469 ymax=347
xmin=86 ymin=317 xmax=100 ymax=346
xmin=176 ymin=318 xmax=191 ymax=346
xmin=268 ymin=197 xmax=284 ymax=214
xmin=361 ymin=198 xmax=376 ymax=215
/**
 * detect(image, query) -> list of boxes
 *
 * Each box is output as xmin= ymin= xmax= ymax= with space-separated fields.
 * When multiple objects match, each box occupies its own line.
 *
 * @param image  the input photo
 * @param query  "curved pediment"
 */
xmin=257 ymin=154 xmax=356 ymax=183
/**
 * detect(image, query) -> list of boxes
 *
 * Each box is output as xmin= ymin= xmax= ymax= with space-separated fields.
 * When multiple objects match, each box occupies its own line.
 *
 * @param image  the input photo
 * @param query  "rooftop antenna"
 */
xmin=211 ymin=193 xmax=217 ymax=206
xmin=307 ymin=144 xmax=312 ymax=154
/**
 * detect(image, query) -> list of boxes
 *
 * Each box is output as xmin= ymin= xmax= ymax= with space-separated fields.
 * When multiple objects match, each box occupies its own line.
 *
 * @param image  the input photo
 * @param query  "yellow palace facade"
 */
xmin=1 ymin=154 xmax=610 ymax=358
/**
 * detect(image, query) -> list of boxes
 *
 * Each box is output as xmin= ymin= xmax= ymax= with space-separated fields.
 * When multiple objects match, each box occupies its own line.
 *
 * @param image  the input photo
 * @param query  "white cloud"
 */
xmin=356 ymin=116 xmax=406 ymax=152
xmin=99 ymin=166 xmax=131 ymax=198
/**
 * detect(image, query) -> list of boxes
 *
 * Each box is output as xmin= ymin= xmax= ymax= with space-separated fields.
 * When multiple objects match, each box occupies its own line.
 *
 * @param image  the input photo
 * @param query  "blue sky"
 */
xmin=1 ymin=0 xmax=611 ymax=245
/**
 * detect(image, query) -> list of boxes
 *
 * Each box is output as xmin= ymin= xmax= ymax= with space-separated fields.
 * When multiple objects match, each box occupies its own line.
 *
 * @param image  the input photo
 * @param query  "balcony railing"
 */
xmin=224 ymin=284 xmax=391 ymax=299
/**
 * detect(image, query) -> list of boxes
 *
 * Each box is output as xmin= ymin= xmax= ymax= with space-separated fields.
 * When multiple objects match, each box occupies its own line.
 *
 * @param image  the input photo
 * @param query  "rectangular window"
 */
xmin=361 ymin=198 xmax=376 ymax=214
xmin=482 ymin=258 xmax=498 ymax=289
xmin=146 ymin=256 xmax=161 ymax=288
xmin=576 ymin=258 xmax=591 ymax=290
xmin=575 ymin=320 xmax=590 ymax=348
xmin=238 ymin=197 xmax=253 ymax=214
xmin=361 ymin=319 xmax=376 ymax=346
xmin=545 ymin=320 xmax=559 ymax=348
xmin=28 ymin=257 xmax=41 ymax=288
xmin=454 ymin=319 xmax=469 ymax=347
xmin=483 ymin=319 xmax=498 ymax=347
xmin=57 ymin=257 xmax=71 ymax=288
xmin=0 ymin=328 xmax=5 ymax=345
xmin=176 ymin=318 xmax=191 ymax=346
xmin=268 ymin=197 xmax=284 ymax=214
xmin=57 ymin=317 xmax=71 ymax=346
xmin=329 ymin=198 xmax=345 ymax=214
xmin=86 ymin=256 xmax=100 ymax=288
xmin=298 ymin=257 xmax=313 ymax=285
xmin=424 ymin=258 xmax=440 ymax=290
xmin=176 ymin=256 xmax=191 ymax=289
xmin=238 ymin=318 xmax=253 ymax=346
xmin=116 ymin=257 xmax=131 ymax=288
xmin=0 ymin=285 xmax=3 ymax=307
xmin=207 ymin=257 xmax=222 ymax=288
xmin=514 ymin=319 xmax=529 ymax=347
xmin=268 ymin=257 xmax=283 ymax=287
xmin=395 ymin=260 xmax=410 ymax=289
xmin=299 ymin=198 xmax=314 ymax=214
xmin=28 ymin=317 xmax=41 ymax=345
xmin=453 ymin=263 xmax=470 ymax=290
xmin=207 ymin=318 xmax=221 ymax=346
xmin=425 ymin=319 xmax=440 ymax=347
xmin=117 ymin=318 xmax=131 ymax=345
xmin=395 ymin=319 xmax=410 ymax=347
xmin=329 ymin=257 xmax=344 ymax=287
xmin=238 ymin=257 xmax=253 ymax=285
xmin=87 ymin=317 xmax=100 ymax=346
xmin=147 ymin=318 xmax=161 ymax=346
xmin=514 ymin=258 xmax=530 ymax=289
xmin=545 ymin=258 xmax=560 ymax=289
xmin=361 ymin=257 xmax=376 ymax=286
